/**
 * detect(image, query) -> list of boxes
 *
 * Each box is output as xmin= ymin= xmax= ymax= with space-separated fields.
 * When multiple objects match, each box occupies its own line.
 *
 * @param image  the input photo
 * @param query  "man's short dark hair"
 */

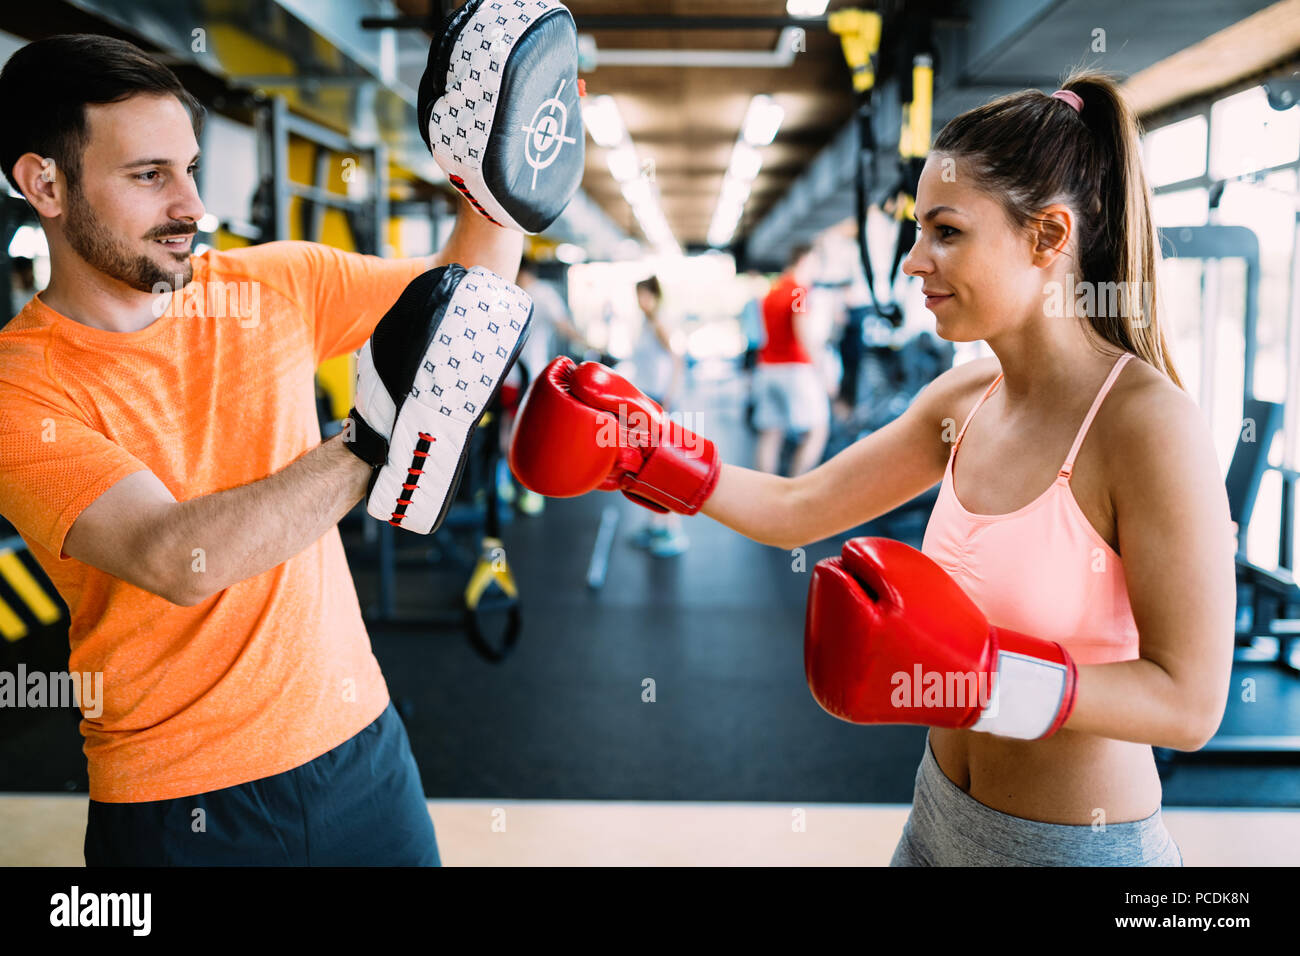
xmin=0 ymin=34 xmax=205 ymax=193
xmin=636 ymin=275 xmax=661 ymax=300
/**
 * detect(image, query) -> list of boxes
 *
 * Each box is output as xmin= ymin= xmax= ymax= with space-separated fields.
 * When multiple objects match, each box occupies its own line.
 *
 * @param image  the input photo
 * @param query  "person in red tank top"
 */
xmin=758 ymin=272 xmax=813 ymax=364
xmin=752 ymin=244 xmax=831 ymax=476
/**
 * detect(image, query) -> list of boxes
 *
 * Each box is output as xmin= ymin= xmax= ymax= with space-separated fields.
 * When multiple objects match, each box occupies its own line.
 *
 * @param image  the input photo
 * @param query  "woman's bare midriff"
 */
xmin=928 ymin=727 xmax=1163 ymax=824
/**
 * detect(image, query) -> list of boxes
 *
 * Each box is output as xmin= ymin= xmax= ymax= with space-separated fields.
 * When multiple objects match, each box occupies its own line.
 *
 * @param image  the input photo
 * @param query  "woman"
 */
xmin=509 ymin=70 xmax=1235 ymax=865
xmin=626 ymin=274 xmax=690 ymax=557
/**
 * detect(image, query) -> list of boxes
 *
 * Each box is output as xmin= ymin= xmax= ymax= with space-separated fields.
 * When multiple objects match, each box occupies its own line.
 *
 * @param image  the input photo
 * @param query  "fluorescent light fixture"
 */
xmin=555 ymin=243 xmax=586 ymax=264
xmin=606 ymin=143 xmax=640 ymax=183
xmin=707 ymin=99 xmax=779 ymax=247
xmin=596 ymin=122 xmax=677 ymax=251
xmin=621 ymin=177 xmax=652 ymax=207
xmin=637 ymin=210 xmax=669 ymax=238
xmin=742 ymin=94 xmax=785 ymax=147
xmin=707 ymin=195 xmax=746 ymax=248
xmin=719 ymin=175 xmax=752 ymax=209
xmin=707 ymin=222 xmax=735 ymax=248
xmin=583 ymin=94 xmax=625 ymax=148
xmin=728 ymin=141 xmax=763 ymax=182
xmin=712 ymin=203 xmax=743 ymax=230
xmin=786 ymin=0 xmax=830 ymax=16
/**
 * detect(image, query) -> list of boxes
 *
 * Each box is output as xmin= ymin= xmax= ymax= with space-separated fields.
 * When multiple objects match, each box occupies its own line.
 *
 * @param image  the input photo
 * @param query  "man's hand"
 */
xmin=346 ymin=264 xmax=533 ymax=534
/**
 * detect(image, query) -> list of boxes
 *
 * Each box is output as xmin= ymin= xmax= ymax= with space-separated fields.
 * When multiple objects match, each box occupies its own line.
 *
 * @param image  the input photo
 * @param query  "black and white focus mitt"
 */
xmin=417 ymin=0 xmax=585 ymax=234
xmin=344 ymin=265 xmax=533 ymax=534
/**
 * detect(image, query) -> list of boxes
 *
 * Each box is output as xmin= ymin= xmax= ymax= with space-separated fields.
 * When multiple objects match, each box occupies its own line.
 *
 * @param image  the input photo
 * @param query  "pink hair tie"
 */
xmin=1051 ymin=89 xmax=1083 ymax=113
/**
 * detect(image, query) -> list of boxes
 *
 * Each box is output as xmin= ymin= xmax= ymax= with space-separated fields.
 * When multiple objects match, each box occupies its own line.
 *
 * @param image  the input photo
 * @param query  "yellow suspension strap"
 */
xmin=886 ymin=52 xmax=934 ymax=279
xmin=462 ymin=403 xmax=522 ymax=662
xmin=464 ymin=535 xmax=521 ymax=662
xmin=828 ymin=9 xmax=882 ymax=94
xmin=829 ymin=9 xmax=902 ymax=327
xmin=465 ymin=536 xmax=519 ymax=606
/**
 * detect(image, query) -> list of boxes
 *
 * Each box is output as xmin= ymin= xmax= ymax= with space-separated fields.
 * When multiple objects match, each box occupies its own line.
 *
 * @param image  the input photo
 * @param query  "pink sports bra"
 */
xmin=920 ymin=353 xmax=1141 ymax=665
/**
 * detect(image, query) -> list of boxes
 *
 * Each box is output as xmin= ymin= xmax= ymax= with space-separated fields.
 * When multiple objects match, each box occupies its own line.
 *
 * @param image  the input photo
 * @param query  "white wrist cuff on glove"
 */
xmin=969 ymin=649 xmax=1073 ymax=740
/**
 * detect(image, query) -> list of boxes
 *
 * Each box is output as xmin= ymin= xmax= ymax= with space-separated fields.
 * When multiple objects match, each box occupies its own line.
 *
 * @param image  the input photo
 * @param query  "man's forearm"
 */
xmin=160 ymin=434 xmax=372 ymax=605
xmin=430 ymin=197 xmax=523 ymax=281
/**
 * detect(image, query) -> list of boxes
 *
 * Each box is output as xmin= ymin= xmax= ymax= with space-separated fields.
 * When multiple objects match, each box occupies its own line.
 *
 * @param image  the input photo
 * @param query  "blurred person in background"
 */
xmin=752 ymin=243 xmax=831 ymax=476
xmin=627 ymin=274 xmax=689 ymax=557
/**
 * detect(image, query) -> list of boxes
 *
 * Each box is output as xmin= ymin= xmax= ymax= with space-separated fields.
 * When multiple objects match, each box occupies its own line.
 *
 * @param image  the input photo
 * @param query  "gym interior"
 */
xmin=0 ymin=0 xmax=1298 ymax=868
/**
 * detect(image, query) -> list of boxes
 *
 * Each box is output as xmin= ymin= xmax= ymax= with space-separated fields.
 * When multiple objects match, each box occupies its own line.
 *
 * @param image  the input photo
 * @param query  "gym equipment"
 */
xmin=1157 ymin=224 xmax=1300 ymax=754
xmin=586 ymin=506 xmax=620 ymax=590
xmin=346 ymin=362 xmax=529 ymax=663
xmin=418 ymin=0 xmax=585 ymax=234
xmin=830 ymin=7 xmax=934 ymax=328
xmin=346 ymin=264 xmax=534 ymax=536
xmin=823 ymin=327 xmax=954 ymax=536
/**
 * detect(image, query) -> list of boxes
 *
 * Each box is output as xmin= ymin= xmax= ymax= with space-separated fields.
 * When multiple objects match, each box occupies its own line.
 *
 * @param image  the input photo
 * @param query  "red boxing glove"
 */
xmin=508 ymin=357 xmax=720 ymax=515
xmin=804 ymin=537 xmax=1078 ymax=740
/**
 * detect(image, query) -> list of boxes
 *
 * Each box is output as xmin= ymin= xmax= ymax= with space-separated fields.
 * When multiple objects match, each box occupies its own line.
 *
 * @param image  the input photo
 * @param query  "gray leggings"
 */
xmin=890 ymin=734 xmax=1183 ymax=866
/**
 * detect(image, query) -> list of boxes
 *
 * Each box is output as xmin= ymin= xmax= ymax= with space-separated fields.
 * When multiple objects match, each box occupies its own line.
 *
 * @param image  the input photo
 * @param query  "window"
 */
xmin=1144 ymin=115 xmax=1207 ymax=187
xmin=1209 ymin=86 xmax=1300 ymax=180
xmin=1151 ymin=187 xmax=1208 ymax=226
xmin=1216 ymin=168 xmax=1297 ymax=406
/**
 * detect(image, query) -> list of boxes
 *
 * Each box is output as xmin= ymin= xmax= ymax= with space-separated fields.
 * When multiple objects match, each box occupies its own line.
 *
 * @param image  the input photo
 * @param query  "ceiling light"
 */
xmin=606 ymin=143 xmax=640 ymax=183
xmin=742 ymin=94 xmax=785 ymax=147
xmin=728 ymin=142 xmax=763 ymax=182
xmin=710 ymin=201 xmax=743 ymax=231
xmin=720 ymin=176 xmax=752 ymax=210
xmin=621 ymin=177 xmax=652 ymax=207
xmin=707 ymin=220 xmax=736 ymax=248
xmin=583 ymin=94 xmax=625 ymax=148
xmin=786 ymin=0 xmax=830 ymax=16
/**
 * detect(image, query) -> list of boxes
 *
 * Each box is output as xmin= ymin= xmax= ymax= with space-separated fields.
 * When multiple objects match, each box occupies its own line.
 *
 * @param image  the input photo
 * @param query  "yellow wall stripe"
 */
xmin=0 ymin=550 xmax=61 ymax=625
xmin=0 ymin=597 xmax=27 ymax=642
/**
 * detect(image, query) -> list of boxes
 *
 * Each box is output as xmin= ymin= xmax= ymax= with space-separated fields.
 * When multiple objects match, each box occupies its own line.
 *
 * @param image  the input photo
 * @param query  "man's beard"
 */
xmin=62 ymin=183 xmax=194 ymax=293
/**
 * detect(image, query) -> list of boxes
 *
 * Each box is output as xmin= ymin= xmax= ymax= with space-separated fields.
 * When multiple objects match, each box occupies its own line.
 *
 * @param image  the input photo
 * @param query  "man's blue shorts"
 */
xmin=84 ymin=701 xmax=440 ymax=866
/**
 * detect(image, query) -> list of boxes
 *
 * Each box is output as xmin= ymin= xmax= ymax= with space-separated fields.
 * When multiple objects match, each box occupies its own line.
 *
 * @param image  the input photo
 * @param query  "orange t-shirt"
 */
xmin=0 ymin=241 xmax=428 ymax=802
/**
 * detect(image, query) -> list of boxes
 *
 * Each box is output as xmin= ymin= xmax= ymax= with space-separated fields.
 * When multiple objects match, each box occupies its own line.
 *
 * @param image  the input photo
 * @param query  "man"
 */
xmin=0 ymin=22 xmax=577 ymax=865
xmin=752 ymin=244 xmax=831 ymax=476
